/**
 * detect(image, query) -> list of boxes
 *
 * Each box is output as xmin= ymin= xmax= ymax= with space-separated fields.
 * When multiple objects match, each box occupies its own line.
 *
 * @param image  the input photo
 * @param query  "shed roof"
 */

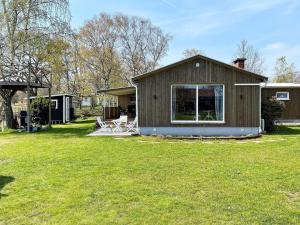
xmin=29 ymin=94 xmax=76 ymax=99
xmin=0 ymin=81 xmax=51 ymax=89
xmin=98 ymin=86 xmax=135 ymax=96
xmin=132 ymin=55 xmax=268 ymax=82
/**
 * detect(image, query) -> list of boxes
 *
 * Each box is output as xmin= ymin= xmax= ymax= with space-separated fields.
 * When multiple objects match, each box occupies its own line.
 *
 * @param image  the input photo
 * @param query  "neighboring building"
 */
xmin=29 ymin=94 xmax=75 ymax=124
xmin=81 ymin=96 xmax=92 ymax=107
xmin=101 ymin=55 xmax=268 ymax=136
xmin=262 ymin=83 xmax=300 ymax=124
xmin=100 ymin=87 xmax=136 ymax=120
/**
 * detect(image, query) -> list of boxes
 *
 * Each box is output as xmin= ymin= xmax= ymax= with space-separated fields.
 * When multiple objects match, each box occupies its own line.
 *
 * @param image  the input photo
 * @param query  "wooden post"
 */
xmin=27 ymin=84 xmax=31 ymax=133
xmin=48 ymin=87 xmax=52 ymax=128
xmin=1 ymin=111 xmax=5 ymax=132
xmin=103 ymin=94 xmax=106 ymax=120
xmin=27 ymin=40 xmax=32 ymax=133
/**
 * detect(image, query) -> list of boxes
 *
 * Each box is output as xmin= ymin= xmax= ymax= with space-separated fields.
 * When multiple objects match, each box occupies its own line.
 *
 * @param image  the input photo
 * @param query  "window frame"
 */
xmin=276 ymin=92 xmax=290 ymax=101
xmin=171 ymin=84 xmax=225 ymax=124
xmin=51 ymin=99 xmax=58 ymax=110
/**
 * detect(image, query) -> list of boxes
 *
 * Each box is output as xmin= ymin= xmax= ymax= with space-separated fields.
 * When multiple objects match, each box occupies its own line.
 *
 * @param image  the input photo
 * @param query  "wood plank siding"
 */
xmin=136 ymin=57 xmax=264 ymax=128
xmin=262 ymin=88 xmax=300 ymax=120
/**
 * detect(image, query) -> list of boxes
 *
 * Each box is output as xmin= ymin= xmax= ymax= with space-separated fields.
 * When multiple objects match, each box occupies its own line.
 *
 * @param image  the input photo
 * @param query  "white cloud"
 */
xmin=156 ymin=0 xmax=298 ymax=38
xmin=264 ymin=42 xmax=286 ymax=50
xmin=160 ymin=0 xmax=177 ymax=9
xmin=282 ymin=0 xmax=300 ymax=15
xmin=230 ymin=0 xmax=291 ymax=13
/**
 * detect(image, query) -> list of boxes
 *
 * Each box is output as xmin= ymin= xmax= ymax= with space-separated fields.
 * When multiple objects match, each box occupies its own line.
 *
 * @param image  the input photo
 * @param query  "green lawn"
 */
xmin=0 ymin=120 xmax=300 ymax=225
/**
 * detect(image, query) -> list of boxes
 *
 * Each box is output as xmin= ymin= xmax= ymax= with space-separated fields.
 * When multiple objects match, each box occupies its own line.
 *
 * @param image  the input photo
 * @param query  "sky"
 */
xmin=70 ymin=0 xmax=300 ymax=78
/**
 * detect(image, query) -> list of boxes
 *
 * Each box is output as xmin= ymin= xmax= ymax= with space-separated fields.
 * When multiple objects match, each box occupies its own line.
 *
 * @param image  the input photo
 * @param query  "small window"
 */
xmin=51 ymin=100 xmax=58 ymax=109
xmin=276 ymin=92 xmax=289 ymax=100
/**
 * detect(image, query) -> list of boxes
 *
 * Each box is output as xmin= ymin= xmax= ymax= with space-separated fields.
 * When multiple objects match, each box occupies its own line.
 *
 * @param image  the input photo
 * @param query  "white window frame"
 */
xmin=171 ymin=84 xmax=225 ymax=124
xmin=276 ymin=92 xmax=290 ymax=101
xmin=51 ymin=99 xmax=58 ymax=109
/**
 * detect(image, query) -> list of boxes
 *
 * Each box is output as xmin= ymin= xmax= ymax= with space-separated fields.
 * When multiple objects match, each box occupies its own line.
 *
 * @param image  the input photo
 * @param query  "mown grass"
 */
xmin=0 ymin=119 xmax=300 ymax=224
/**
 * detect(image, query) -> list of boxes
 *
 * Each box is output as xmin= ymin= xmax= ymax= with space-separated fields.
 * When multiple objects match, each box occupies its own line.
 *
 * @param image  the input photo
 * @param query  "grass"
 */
xmin=0 ymin=119 xmax=300 ymax=224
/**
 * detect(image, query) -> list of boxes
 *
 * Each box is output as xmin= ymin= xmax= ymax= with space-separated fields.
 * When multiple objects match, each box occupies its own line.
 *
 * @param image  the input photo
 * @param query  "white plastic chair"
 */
xmin=96 ymin=117 xmax=110 ymax=131
xmin=126 ymin=117 xmax=138 ymax=132
xmin=112 ymin=115 xmax=128 ymax=132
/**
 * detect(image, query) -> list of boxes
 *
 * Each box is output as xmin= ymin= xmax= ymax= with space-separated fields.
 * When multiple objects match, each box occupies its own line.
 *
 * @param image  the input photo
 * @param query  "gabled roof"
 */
xmin=132 ymin=54 xmax=268 ymax=82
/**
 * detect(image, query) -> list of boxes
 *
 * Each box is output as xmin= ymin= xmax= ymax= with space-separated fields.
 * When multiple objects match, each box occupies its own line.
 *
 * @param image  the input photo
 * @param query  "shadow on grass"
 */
xmin=36 ymin=119 xmax=97 ymax=138
xmin=269 ymin=126 xmax=300 ymax=135
xmin=70 ymin=119 xmax=96 ymax=124
xmin=0 ymin=176 xmax=15 ymax=199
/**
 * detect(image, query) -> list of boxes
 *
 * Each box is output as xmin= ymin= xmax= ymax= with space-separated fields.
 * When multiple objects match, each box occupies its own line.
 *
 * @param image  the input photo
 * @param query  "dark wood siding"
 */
xmin=137 ymin=58 xmax=262 ymax=127
xmin=262 ymin=88 xmax=300 ymax=120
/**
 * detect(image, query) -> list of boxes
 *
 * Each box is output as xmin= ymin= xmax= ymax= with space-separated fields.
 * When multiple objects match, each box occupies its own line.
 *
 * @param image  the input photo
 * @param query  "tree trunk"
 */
xmin=0 ymin=90 xmax=16 ymax=129
xmin=4 ymin=97 xmax=13 ymax=128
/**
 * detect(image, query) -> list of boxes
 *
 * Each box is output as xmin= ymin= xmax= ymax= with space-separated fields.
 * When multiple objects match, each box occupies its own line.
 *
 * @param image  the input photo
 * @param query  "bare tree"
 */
xmin=273 ymin=56 xmax=297 ymax=83
xmin=78 ymin=13 xmax=172 ymax=90
xmin=233 ymin=40 xmax=265 ymax=74
xmin=182 ymin=48 xmax=204 ymax=59
xmin=115 ymin=14 xmax=172 ymax=84
xmin=0 ymin=0 xmax=71 ymax=128
xmin=79 ymin=13 xmax=121 ymax=91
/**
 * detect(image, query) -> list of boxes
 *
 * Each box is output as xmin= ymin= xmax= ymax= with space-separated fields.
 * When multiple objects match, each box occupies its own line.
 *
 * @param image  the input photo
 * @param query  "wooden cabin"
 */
xmin=262 ymin=83 xmax=300 ymax=124
xmin=132 ymin=55 xmax=268 ymax=136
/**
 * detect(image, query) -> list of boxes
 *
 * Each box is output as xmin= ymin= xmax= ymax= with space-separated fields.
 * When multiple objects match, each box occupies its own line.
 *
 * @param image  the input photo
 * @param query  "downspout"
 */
xmin=63 ymin=95 xmax=66 ymax=123
xmin=259 ymin=82 xmax=267 ymax=133
xmin=134 ymin=84 xmax=139 ymax=130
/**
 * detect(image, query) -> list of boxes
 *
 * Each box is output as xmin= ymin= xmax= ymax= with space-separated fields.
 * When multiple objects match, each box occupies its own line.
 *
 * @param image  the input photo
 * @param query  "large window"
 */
xmin=172 ymin=85 xmax=196 ymax=121
xmin=172 ymin=84 xmax=224 ymax=123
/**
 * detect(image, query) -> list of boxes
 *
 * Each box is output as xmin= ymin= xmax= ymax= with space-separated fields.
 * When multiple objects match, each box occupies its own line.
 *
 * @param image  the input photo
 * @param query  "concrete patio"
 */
xmin=87 ymin=128 xmax=137 ymax=137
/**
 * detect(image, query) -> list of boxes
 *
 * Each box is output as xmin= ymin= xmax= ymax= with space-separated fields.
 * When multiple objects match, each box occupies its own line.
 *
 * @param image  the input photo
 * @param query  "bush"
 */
xmin=262 ymin=97 xmax=285 ymax=132
xmin=78 ymin=107 xmax=102 ymax=119
xmin=30 ymin=97 xmax=51 ymax=125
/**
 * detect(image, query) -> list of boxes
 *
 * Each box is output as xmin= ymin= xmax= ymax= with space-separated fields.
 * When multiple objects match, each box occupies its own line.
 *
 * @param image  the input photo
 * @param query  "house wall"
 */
xmin=136 ymin=58 xmax=264 ymax=136
xmin=262 ymin=88 xmax=300 ymax=120
xmin=51 ymin=96 xmax=63 ymax=122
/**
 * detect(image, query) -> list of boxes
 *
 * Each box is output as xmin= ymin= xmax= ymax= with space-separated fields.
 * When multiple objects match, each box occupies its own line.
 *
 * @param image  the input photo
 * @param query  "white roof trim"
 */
xmin=29 ymin=94 xmax=76 ymax=99
xmin=262 ymin=83 xmax=300 ymax=88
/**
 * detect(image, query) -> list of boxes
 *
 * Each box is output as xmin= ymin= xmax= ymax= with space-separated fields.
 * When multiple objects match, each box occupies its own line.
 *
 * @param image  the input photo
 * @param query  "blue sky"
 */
xmin=70 ymin=0 xmax=300 ymax=78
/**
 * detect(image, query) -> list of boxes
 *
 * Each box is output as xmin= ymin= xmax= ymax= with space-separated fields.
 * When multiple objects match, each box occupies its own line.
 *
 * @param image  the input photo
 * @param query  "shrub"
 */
xmin=30 ymin=97 xmax=51 ymax=125
xmin=262 ymin=97 xmax=285 ymax=132
xmin=79 ymin=107 xmax=102 ymax=119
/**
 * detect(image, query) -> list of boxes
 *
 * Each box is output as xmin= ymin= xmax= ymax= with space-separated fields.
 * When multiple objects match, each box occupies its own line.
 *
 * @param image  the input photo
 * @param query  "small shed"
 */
xmin=262 ymin=83 xmax=300 ymax=124
xmin=30 ymin=94 xmax=75 ymax=124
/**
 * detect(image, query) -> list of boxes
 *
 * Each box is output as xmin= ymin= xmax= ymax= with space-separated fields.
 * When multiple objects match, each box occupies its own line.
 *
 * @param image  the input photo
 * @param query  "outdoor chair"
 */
xmin=96 ymin=117 xmax=110 ymax=131
xmin=126 ymin=117 xmax=138 ymax=132
xmin=112 ymin=115 xmax=128 ymax=132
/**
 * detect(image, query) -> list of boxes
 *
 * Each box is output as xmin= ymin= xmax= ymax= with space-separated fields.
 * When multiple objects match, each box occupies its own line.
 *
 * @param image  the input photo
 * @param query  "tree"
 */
xmin=78 ymin=13 xmax=172 ymax=90
xmin=30 ymin=97 xmax=51 ymax=125
xmin=0 ymin=0 xmax=71 ymax=128
xmin=262 ymin=97 xmax=285 ymax=132
xmin=115 ymin=14 xmax=172 ymax=84
xmin=273 ymin=56 xmax=297 ymax=83
xmin=79 ymin=13 xmax=121 ymax=91
xmin=182 ymin=48 xmax=203 ymax=59
xmin=233 ymin=40 xmax=265 ymax=74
